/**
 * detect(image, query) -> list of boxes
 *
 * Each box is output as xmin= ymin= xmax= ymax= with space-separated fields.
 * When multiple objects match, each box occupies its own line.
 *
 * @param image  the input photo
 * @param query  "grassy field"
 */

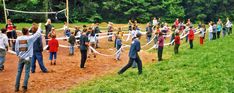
xmin=69 ymin=31 xmax=234 ymax=92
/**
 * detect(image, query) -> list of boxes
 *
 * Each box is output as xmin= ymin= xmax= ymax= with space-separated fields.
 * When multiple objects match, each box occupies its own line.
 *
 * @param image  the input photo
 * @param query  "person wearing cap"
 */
xmin=118 ymin=33 xmax=142 ymax=75
xmin=0 ymin=28 xmax=8 ymax=71
xmin=158 ymin=32 xmax=164 ymax=61
xmin=14 ymin=23 xmax=42 ymax=92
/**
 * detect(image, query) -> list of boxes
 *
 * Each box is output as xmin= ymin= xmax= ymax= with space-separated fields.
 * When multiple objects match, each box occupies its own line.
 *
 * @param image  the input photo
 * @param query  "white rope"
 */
xmin=89 ymin=45 xmax=130 ymax=57
xmin=6 ymin=9 xmax=66 ymax=14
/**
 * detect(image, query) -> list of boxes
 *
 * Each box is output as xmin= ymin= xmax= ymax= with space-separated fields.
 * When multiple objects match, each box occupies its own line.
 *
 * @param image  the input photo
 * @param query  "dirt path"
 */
xmin=0 ymin=33 xmax=157 ymax=93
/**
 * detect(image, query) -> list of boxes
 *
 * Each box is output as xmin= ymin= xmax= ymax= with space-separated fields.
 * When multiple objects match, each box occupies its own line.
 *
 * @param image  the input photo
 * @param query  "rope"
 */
xmin=6 ymin=9 xmax=66 ymax=14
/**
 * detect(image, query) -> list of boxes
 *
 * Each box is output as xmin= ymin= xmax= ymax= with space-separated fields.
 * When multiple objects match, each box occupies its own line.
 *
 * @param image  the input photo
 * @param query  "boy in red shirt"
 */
xmin=188 ymin=26 xmax=194 ymax=49
xmin=48 ymin=34 xmax=59 ymax=65
xmin=174 ymin=33 xmax=180 ymax=54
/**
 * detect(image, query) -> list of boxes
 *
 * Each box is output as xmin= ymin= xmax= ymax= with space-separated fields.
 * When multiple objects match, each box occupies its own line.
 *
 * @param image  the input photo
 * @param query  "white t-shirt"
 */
xmin=209 ymin=26 xmax=213 ymax=32
xmin=0 ymin=33 xmax=8 ymax=50
xmin=153 ymin=19 xmax=158 ymax=26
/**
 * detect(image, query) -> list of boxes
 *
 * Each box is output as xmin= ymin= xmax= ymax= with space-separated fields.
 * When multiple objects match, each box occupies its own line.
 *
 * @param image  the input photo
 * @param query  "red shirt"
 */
xmin=48 ymin=38 xmax=59 ymax=52
xmin=6 ymin=24 xmax=13 ymax=32
xmin=175 ymin=36 xmax=180 ymax=44
xmin=188 ymin=29 xmax=194 ymax=40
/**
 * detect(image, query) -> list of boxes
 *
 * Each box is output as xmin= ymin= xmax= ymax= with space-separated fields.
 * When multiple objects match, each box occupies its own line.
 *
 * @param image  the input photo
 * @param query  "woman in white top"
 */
xmin=226 ymin=18 xmax=232 ymax=35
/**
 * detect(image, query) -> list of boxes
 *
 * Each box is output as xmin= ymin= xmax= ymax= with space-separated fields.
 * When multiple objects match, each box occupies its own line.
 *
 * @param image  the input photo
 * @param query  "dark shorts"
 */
xmin=7 ymin=32 xmax=12 ymax=38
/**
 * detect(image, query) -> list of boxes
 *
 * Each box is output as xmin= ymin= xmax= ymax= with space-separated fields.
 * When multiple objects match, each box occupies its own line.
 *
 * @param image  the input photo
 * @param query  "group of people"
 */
xmin=0 ymin=17 xmax=232 ymax=92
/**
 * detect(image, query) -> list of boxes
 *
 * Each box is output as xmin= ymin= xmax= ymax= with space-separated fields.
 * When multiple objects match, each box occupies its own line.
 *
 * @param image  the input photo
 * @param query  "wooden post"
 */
xmin=66 ymin=0 xmax=69 ymax=26
xmin=3 ymin=0 xmax=7 ymax=24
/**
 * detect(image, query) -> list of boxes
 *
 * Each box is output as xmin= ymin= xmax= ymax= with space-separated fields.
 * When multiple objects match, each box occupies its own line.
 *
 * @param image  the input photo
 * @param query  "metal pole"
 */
xmin=66 ymin=0 xmax=69 ymax=26
xmin=3 ymin=0 xmax=7 ymax=24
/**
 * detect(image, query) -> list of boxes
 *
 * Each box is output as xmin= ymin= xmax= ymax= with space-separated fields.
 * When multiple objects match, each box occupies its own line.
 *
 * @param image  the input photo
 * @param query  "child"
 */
xmin=116 ymin=35 xmax=122 ymax=61
xmin=88 ymin=28 xmax=96 ymax=58
xmin=188 ymin=26 xmax=194 ymax=49
xmin=209 ymin=22 xmax=213 ymax=40
xmin=212 ymin=23 xmax=217 ymax=40
xmin=74 ymin=26 xmax=81 ymax=47
xmin=199 ymin=24 xmax=205 ymax=45
xmin=170 ymin=26 xmax=176 ymax=45
xmin=48 ymin=34 xmax=59 ymax=65
xmin=68 ymin=32 xmax=76 ymax=55
xmin=174 ymin=33 xmax=180 ymax=54
xmin=12 ymin=26 xmax=17 ymax=51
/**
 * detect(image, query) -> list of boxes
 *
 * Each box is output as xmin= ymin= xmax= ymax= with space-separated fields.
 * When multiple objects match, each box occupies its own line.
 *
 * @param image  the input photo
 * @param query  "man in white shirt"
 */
xmin=15 ymin=23 xmax=42 ymax=92
xmin=0 ymin=28 xmax=8 ymax=71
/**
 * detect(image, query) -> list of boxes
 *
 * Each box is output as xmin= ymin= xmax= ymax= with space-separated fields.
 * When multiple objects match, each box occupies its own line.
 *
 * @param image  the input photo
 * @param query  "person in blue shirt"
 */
xmin=118 ymin=33 xmax=142 ymax=75
xmin=115 ymin=35 xmax=122 ymax=61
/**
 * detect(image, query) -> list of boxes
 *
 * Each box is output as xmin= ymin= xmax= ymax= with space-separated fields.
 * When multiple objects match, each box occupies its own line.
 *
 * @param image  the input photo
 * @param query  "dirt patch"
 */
xmin=0 ymin=27 xmax=157 ymax=93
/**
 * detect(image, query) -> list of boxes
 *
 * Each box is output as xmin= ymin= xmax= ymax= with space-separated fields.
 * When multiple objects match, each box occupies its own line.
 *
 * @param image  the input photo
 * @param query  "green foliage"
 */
xmin=69 ymin=32 xmax=234 ymax=92
xmin=0 ymin=0 xmax=234 ymax=23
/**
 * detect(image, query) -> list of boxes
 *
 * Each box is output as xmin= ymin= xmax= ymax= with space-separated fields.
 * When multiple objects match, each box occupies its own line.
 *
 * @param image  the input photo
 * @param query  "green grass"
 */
xmin=69 ymin=33 xmax=234 ymax=92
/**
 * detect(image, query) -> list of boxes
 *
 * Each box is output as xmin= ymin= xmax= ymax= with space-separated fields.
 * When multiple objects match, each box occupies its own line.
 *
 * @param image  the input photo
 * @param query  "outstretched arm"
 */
xmin=29 ymin=23 xmax=42 ymax=42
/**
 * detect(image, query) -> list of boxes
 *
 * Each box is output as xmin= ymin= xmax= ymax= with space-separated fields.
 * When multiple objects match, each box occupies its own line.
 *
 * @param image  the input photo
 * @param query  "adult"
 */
xmin=5 ymin=19 xmax=14 ymax=47
xmin=45 ymin=19 xmax=53 ymax=45
xmin=107 ymin=22 xmax=113 ymax=41
xmin=118 ymin=33 xmax=142 ymax=75
xmin=146 ymin=23 xmax=153 ymax=43
xmin=0 ymin=28 xmax=8 ymax=71
xmin=31 ymin=23 xmax=48 ymax=73
xmin=79 ymin=30 xmax=89 ymax=68
xmin=158 ymin=32 xmax=164 ymax=61
xmin=226 ymin=18 xmax=232 ymax=35
xmin=15 ymin=23 xmax=42 ymax=92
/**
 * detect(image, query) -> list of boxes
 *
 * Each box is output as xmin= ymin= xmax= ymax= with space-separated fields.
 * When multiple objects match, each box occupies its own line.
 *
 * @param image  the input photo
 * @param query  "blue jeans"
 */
xmin=15 ymin=58 xmax=31 ymax=89
xmin=49 ymin=52 xmax=57 ymax=60
xmin=0 ymin=56 xmax=5 ymax=69
xmin=147 ymin=36 xmax=151 ymax=43
xmin=31 ymin=52 xmax=47 ymax=72
xmin=69 ymin=45 xmax=74 ymax=54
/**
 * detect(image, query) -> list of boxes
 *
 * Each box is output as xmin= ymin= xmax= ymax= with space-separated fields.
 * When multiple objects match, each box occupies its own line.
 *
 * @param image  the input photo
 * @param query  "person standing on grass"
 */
xmin=5 ymin=19 xmax=14 ymax=47
xmin=0 ymin=28 xmax=8 ymax=71
xmin=158 ymin=32 xmax=164 ymax=61
xmin=209 ymin=22 xmax=213 ymax=40
xmin=174 ymin=33 xmax=180 ymax=54
xmin=188 ymin=26 xmax=195 ymax=49
xmin=45 ymin=19 xmax=53 ymax=45
xmin=118 ymin=33 xmax=142 ymax=75
xmin=146 ymin=23 xmax=153 ymax=43
xmin=68 ymin=32 xmax=76 ymax=55
xmin=199 ymin=24 xmax=206 ymax=45
xmin=80 ymin=30 xmax=89 ymax=68
xmin=48 ymin=34 xmax=59 ymax=65
xmin=14 ymin=23 xmax=42 ymax=92
xmin=170 ymin=25 xmax=176 ymax=45
xmin=31 ymin=24 xmax=48 ymax=73
xmin=226 ymin=18 xmax=232 ymax=35
xmin=217 ymin=21 xmax=222 ymax=39
xmin=212 ymin=23 xmax=217 ymax=40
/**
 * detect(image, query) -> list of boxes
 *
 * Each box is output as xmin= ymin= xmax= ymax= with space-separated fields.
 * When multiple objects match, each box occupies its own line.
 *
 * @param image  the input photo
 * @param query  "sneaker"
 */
xmin=22 ymin=86 xmax=27 ymax=93
xmin=54 ymin=62 xmax=56 ymax=65
xmin=15 ymin=88 xmax=19 ymax=92
xmin=50 ymin=62 xmax=53 ymax=65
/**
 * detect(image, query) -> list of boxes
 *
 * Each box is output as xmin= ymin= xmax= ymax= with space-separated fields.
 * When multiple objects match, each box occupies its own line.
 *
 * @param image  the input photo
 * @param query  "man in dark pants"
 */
xmin=157 ymin=32 xmax=164 ymax=61
xmin=80 ymin=31 xmax=89 ymax=68
xmin=31 ymin=24 xmax=48 ymax=73
xmin=45 ymin=19 xmax=53 ymax=45
xmin=118 ymin=33 xmax=142 ymax=75
xmin=94 ymin=23 xmax=101 ymax=48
